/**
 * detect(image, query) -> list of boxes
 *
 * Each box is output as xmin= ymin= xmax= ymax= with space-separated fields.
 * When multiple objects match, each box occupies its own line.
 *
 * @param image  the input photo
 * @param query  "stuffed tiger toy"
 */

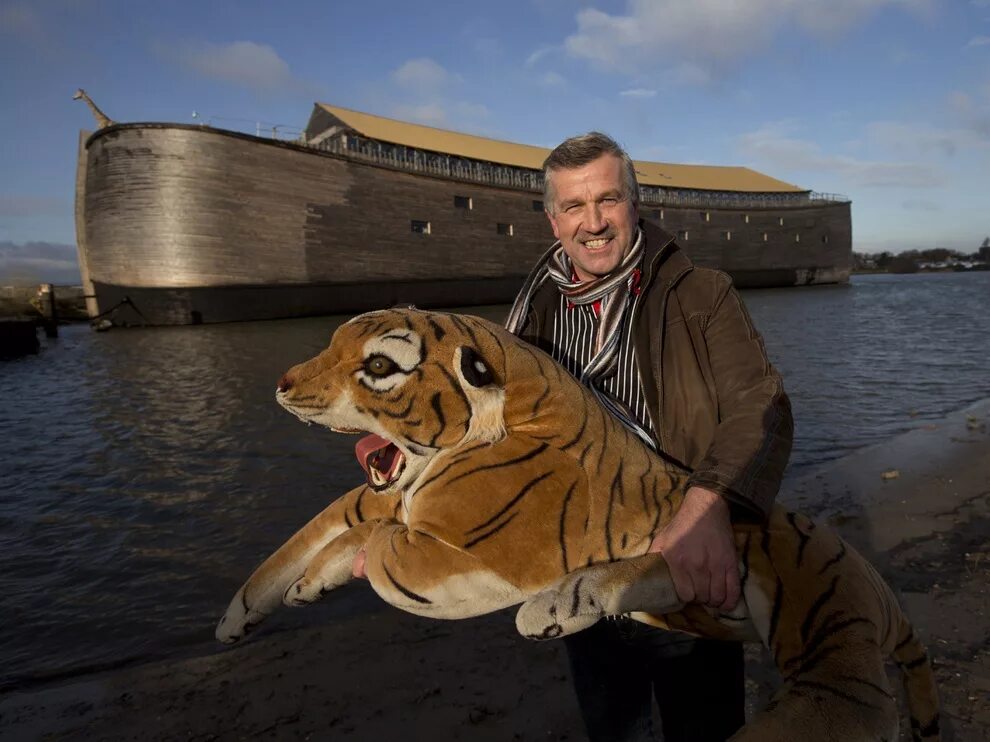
xmin=216 ymin=308 xmax=939 ymax=741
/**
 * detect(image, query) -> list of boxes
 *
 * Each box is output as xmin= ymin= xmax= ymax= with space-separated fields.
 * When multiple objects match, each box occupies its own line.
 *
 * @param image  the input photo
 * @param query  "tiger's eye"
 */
xmin=366 ymin=355 xmax=395 ymax=376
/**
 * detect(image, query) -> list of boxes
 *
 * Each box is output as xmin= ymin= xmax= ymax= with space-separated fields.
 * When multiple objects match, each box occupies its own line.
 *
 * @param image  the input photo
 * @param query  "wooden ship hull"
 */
xmin=74 ymin=107 xmax=852 ymax=326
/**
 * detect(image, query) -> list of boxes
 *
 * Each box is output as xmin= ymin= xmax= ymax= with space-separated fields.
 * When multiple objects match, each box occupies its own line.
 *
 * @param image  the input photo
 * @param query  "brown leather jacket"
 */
xmin=516 ymin=219 xmax=793 ymax=521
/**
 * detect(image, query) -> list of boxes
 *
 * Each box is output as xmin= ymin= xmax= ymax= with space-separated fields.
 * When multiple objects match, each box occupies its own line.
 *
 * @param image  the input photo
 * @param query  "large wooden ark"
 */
xmin=75 ymin=103 xmax=852 ymax=326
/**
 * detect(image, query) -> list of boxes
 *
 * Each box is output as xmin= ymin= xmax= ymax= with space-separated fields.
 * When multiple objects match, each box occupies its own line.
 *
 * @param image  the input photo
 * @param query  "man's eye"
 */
xmin=365 ymin=355 xmax=397 ymax=376
xmin=601 ymin=197 xmax=618 ymax=205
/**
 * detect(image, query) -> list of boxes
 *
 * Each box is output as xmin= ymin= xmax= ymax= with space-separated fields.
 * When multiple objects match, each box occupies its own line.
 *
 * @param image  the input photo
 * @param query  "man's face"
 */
xmin=546 ymin=154 xmax=639 ymax=282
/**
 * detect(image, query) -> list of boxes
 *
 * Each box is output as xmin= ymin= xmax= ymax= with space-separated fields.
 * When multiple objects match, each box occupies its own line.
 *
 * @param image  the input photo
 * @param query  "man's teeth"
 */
xmin=584 ymin=238 xmax=610 ymax=249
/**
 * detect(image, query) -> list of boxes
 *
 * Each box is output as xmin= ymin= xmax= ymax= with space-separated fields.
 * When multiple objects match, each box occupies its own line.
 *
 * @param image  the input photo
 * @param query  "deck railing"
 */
xmin=306 ymin=134 xmax=851 ymax=208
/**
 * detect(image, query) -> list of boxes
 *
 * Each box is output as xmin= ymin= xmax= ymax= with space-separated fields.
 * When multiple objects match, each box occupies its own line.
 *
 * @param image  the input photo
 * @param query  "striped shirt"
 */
xmin=547 ymin=288 xmax=656 ymax=440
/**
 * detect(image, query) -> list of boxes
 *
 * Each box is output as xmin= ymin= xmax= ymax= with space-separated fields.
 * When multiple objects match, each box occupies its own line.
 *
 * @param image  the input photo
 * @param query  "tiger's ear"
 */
xmin=455 ymin=346 xmax=505 ymax=445
xmin=459 ymin=346 xmax=496 ymax=388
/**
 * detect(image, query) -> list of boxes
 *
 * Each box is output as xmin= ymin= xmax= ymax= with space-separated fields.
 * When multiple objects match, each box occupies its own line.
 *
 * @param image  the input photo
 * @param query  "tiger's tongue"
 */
xmin=355 ymin=434 xmax=398 ymax=477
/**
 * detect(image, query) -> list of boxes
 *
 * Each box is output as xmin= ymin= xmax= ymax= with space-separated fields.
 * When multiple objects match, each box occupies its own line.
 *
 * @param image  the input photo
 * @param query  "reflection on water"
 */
xmin=1 ymin=271 xmax=988 ymax=690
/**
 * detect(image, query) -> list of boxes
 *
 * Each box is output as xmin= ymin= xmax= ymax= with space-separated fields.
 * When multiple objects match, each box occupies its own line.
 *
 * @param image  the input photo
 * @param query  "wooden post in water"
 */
xmin=38 ymin=284 xmax=59 ymax=338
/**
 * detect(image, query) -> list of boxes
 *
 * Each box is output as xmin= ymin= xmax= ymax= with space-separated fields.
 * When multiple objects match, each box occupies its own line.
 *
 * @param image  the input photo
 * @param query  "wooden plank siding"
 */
xmin=79 ymin=124 xmax=851 ymax=325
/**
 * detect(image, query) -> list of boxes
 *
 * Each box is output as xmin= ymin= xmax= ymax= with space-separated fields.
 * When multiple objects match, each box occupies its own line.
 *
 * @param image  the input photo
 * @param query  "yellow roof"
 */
xmin=314 ymin=103 xmax=806 ymax=194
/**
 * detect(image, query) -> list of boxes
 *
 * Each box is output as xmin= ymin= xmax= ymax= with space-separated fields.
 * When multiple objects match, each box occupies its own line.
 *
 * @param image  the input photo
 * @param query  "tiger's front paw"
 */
xmin=515 ymin=578 xmax=604 ymax=640
xmin=284 ymin=576 xmax=329 ymax=606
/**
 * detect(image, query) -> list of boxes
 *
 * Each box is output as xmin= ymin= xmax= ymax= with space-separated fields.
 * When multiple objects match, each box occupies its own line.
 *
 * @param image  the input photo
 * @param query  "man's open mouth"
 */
xmin=355 ymin=433 xmax=406 ymax=490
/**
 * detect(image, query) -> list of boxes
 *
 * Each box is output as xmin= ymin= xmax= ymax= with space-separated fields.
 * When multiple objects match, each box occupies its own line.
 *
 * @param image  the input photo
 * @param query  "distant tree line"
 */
xmin=853 ymin=238 xmax=990 ymax=273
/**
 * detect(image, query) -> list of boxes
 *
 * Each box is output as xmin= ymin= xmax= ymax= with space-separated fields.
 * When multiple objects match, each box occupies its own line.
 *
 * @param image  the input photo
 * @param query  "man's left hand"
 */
xmin=649 ymin=486 xmax=740 ymax=611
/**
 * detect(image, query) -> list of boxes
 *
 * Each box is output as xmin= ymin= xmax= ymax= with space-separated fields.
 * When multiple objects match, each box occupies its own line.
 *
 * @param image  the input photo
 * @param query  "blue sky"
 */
xmin=1 ymin=0 xmax=989 ymax=282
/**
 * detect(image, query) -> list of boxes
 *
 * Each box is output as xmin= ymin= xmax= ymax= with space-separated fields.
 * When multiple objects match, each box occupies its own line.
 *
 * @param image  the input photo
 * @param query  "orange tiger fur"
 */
xmin=217 ymin=308 xmax=939 ymax=741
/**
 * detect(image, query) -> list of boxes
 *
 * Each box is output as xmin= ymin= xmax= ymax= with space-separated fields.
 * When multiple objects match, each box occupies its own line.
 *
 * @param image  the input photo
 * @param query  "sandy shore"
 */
xmin=1 ymin=401 xmax=987 ymax=741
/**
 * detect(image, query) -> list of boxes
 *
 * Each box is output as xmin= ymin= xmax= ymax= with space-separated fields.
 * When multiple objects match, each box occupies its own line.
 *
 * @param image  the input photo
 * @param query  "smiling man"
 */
xmin=505 ymin=132 xmax=793 ymax=741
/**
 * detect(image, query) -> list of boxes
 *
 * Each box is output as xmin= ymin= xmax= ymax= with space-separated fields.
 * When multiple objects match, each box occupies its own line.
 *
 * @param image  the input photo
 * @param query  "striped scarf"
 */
xmin=506 ymin=229 xmax=655 ymax=447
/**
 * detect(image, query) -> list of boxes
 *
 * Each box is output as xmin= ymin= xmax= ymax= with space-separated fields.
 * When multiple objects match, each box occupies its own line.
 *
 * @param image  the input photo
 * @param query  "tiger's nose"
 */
xmin=276 ymin=373 xmax=294 ymax=393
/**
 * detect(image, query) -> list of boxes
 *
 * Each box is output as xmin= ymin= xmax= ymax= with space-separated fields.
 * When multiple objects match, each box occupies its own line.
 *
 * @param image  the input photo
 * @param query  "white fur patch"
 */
xmin=372 ymin=569 xmax=524 ymax=619
xmin=358 ymin=330 xmax=423 ymax=393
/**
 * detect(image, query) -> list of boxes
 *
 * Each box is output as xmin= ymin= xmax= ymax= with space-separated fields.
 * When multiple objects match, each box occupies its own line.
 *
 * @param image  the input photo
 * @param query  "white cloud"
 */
xmin=392 ymin=58 xmax=455 ymax=92
xmin=162 ymin=41 xmax=312 ymax=94
xmin=390 ymin=101 xmax=488 ymax=128
xmin=737 ymin=121 xmax=944 ymax=188
xmin=539 ymin=72 xmax=567 ymax=87
xmin=620 ymin=88 xmax=656 ymax=98
xmin=563 ymin=0 xmax=931 ymax=79
xmin=525 ymin=45 xmax=559 ymax=68
xmin=0 ymin=241 xmax=80 ymax=284
xmin=391 ymin=103 xmax=448 ymax=126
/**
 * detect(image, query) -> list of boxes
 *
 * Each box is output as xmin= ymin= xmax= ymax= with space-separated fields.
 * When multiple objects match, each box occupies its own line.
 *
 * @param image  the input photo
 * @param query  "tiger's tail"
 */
xmin=891 ymin=615 xmax=940 ymax=741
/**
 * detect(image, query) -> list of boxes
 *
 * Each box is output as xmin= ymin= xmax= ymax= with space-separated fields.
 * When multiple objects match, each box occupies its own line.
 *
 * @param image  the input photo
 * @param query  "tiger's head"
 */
xmin=276 ymin=309 xmax=564 ymax=493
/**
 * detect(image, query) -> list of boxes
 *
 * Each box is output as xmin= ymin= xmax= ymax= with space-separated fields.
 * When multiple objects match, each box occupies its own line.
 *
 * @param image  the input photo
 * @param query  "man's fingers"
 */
xmin=351 ymin=548 xmax=368 ymax=580
xmin=669 ymin=566 xmax=695 ymax=604
xmin=690 ymin=563 xmax=710 ymax=605
xmin=708 ymin=567 xmax=727 ymax=608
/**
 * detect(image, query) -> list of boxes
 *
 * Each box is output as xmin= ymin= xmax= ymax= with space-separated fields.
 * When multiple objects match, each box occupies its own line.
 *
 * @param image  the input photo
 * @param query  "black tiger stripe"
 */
xmin=787 ymin=511 xmax=811 ymax=567
xmin=818 ymin=540 xmax=846 ymax=575
xmin=594 ymin=402 xmax=610 ymax=471
xmin=767 ymin=577 xmax=784 ymax=646
xmin=560 ymin=410 xmax=589 ymax=451
xmin=414 ymin=441 xmax=524 ymax=496
xmin=354 ymin=487 xmax=366 ymax=522
xmin=381 ymin=332 xmax=415 ymax=345
xmin=638 ymin=465 xmax=651 ymax=522
xmin=464 ymin=511 xmax=519 ymax=549
xmin=900 ymin=653 xmax=930 ymax=670
xmin=569 ymin=576 xmax=585 ymax=618
xmin=790 ymin=679 xmax=883 ymax=711
xmin=382 ymin=564 xmax=432 ymax=605
xmin=344 ymin=511 xmax=354 ymax=528
xmin=427 ymin=392 xmax=446 ymax=447
xmin=784 ymin=615 xmax=876 ymax=676
xmin=436 ymin=364 xmax=472 ymax=432
xmin=471 ymin=319 xmax=509 ymax=374
xmin=465 ymin=471 xmax=553 ymax=535
xmin=801 ymin=575 xmax=840 ymax=643
xmin=447 ymin=315 xmax=485 ymax=358
xmin=894 ymin=630 xmax=916 ymax=651
xmin=531 ymin=379 xmax=552 ymax=415
xmin=381 ymin=396 xmax=416 ymax=419
xmin=604 ymin=463 xmax=625 ymax=560
xmin=910 ymin=713 xmax=939 ymax=737
xmin=830 ymin=674 xmax=895 ymax=699
xmin=447 ymin=443 xmax=549 ymax=486
xmin=425 ymin=316 xmax=446 ymax=342
xmin=577 ymin=440 xmax=594 ymax=467
xmin=559 ymin=481 xmax=578 ymax=573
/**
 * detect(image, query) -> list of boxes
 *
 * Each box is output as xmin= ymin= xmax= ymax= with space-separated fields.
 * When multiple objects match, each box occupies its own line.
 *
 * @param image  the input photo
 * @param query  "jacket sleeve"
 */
xmin=685 ymin=274 xmax=793 ymax=521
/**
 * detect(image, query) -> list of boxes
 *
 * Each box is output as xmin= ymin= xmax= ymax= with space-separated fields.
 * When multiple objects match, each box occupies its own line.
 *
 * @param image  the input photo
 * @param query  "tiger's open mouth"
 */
xmin=355 ymin=434 xmax=406 ymax=491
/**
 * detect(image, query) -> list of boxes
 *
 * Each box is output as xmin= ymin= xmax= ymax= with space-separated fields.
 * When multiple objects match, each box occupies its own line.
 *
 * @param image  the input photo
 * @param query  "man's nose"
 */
xmin=583 ymin=203 xmax=607 ymax=232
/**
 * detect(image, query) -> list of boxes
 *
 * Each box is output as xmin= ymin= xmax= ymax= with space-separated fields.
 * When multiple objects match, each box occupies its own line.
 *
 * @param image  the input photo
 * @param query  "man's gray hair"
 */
xmin=542 ymin=132 xmax=640 ymax=214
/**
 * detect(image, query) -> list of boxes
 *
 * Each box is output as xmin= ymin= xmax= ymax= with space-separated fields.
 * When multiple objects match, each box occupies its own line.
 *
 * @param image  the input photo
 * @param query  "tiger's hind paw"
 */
xmin=515 ymin=587 xmax=603 ymax=640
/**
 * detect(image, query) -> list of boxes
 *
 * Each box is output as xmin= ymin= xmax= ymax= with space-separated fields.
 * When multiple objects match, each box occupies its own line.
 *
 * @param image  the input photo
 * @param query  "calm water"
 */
xmin=1 ymin=272 xmax=988 ymax=691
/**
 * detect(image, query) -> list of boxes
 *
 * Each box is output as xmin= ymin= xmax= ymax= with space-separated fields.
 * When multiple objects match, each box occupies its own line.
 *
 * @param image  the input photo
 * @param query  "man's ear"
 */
xmin=546 ymin=209 xmax=561 ymax=240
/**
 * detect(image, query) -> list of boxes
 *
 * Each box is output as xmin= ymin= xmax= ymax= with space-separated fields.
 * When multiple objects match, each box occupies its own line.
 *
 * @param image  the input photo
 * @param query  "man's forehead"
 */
xmin=551 ymin=156 xmax=625 ymax=200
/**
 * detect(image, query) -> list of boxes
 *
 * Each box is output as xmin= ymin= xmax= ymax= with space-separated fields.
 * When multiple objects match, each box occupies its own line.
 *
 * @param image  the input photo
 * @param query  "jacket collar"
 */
xmin=636 ymin=218 xmax=693 ymax=294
